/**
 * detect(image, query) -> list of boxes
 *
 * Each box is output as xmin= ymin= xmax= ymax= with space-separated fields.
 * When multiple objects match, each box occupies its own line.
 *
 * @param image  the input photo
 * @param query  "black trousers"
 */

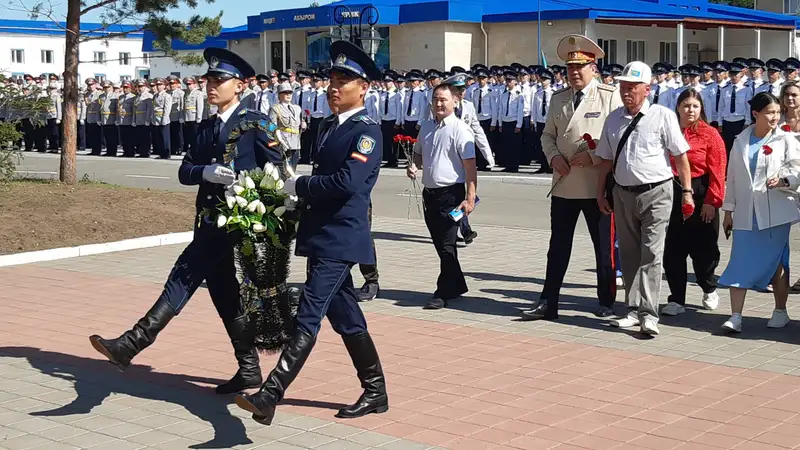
xmin=664 ymin=178 xmax=720 ymax=305
xmin=153 ymin=125 xmax=171 ymax=158
xmin=423 ymin=183 xmax=468 ymax=299
xmin=33 ymin=123 xmax=47 ymax=152
xmin=477 ymin=119 xmax=492 ymax=169
xmin=403 ymin=120 xmax=418 ymax=139
xmin=183 ymin=122 xmax=198 ymax=155
xmin=381 ymin=120 xmax=399 ymax=166
xmin=358 ymin=202 xmax=378 ymax=284
xmin=88 ymin=123 xmax=102 ymax=155
xmin=46 ymin=118 xmax=60 ymax=150
xmin=520 ymin=115 xmax=533 ymax=165
xmin=135 ymin=125 xmax=152 ymax=157
xmin=119 ymin=125 xmax=135 ymax=157
xmin=300 ymin=125 xmax=313 ymax=164
xmin=103 ymin=125 xmax=119 ymax=156
xmin=78 ymin=122 xmax=86 ymax=150
xmin=543 ymin=196 xmax=616 ymax=311
xmin=170 ymin=121 xmax=183 ymax=155
xmin=722 ymin=119 xmax=745 ymax=158
xmin=501 ymin=121 xmax=521 ymax=171
xmin=533 ymin=121 xmax=550 ymax=171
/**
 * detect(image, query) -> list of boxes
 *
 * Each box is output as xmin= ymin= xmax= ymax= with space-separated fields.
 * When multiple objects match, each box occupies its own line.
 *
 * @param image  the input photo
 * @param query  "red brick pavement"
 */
xmin=3 ymin=265 xmax=800 ymax=449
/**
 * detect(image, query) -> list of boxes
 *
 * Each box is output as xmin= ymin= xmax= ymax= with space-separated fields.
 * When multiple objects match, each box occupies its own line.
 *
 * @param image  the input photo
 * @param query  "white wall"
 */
xmin=146 ymin=50 xmax=207 ymax=79
xmin=0 ymin=33 xmax=148 ymax=82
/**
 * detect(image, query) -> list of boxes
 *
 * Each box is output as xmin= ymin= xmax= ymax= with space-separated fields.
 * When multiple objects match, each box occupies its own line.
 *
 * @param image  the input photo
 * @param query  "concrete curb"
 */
xmin=0 ymin=231 xmax=193 ymax=267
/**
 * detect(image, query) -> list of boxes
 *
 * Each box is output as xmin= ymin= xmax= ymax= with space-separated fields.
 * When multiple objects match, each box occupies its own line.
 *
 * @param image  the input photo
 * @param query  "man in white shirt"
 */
xmin=595 ymin=61 xmax=694 ymax=336
xmin=749 ymin=59 xmax=768 ymax=96
xmin=494 ymin=70 xmax=525 ymax=172
xmin=471 ymin=68 xmax=496 ymax=171
xmin=531 ymin=67 xmax=554 ymax=174
xmin=709 ymin=61 xmax=730 ymax=127
xmin=399 ymin=70 xmax=426 ymax=137
xmin=719 ymin=61 xmax=752 ymax=155
xmin=766 ymin=59 xmax=785 ymax=97
xmin=407 ymin=82 xmax=478 ymax=310
xmin=254 ymin=74 xmax=272 ymax=115
xmin=379 ymin=72 xmax=402 ymax=167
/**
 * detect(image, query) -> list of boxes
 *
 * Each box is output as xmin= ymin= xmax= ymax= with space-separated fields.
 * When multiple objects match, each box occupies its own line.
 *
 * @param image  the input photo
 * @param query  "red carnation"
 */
xmin=582 ymin=133 xmax=597 ymax=150
xmin=304 ymin=109 xmax=310 ymax=117
xmin=782 ymin=124 xmax=792 ymax=132
xmin=764 ymin=145 xmax=773 ymax=155
xmin=582 ymin=133 xmax=592 ymax=142
xmin=682 ymin=203 xmax=695 ymax=216
xmin=393 ymin=135 xmax=401 ymax=143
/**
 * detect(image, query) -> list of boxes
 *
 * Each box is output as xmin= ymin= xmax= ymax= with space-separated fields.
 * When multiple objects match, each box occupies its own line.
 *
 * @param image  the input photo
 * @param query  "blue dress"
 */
xmin=719 ymin=134 xmax=791 ymax=290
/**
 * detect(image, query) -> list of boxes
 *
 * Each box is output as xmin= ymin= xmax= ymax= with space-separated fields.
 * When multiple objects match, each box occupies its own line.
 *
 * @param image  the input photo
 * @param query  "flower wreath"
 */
xmin=223 ymin=117 xmax=287 ymax=165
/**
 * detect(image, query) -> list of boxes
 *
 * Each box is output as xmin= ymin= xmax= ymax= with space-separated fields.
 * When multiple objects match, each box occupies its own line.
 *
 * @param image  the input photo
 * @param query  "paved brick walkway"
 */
xmin=3 ymin=217 xmax=800 ymax=449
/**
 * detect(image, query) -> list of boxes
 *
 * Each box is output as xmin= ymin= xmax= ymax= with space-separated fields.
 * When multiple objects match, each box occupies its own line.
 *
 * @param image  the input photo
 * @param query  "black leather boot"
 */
xmin=336 ymin=332 xmax=388 ymax=418
xmin=234 ymin=327 xmax=315 ymax=425
xmin=216 ymin=315 xmax=263 ymax=394
xmin=89 ymin=298 xmax=175 ymax=369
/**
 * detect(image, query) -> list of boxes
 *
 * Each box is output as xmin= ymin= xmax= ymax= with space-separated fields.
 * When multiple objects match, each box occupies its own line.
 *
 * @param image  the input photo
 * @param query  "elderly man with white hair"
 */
xmin=595 ymin=61 xmax=694 ymax=336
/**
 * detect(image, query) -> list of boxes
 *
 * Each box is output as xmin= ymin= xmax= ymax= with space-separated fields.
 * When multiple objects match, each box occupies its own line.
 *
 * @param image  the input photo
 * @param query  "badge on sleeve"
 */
xmin=357 ymin=135 xmax=376 ymax=155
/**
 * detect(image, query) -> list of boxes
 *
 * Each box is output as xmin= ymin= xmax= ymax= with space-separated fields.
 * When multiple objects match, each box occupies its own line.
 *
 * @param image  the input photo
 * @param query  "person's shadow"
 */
xmin=0 ymin=346 xmax=252 ymax=449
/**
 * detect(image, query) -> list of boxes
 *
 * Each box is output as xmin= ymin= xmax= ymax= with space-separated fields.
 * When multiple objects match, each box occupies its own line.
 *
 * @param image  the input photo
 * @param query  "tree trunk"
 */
xmin=59 ymin=0 xmax=81 ymax=184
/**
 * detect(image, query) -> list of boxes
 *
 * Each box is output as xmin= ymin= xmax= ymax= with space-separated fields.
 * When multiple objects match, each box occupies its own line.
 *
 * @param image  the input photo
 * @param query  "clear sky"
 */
xmin=2 ymin=0 xmax=331 ymax=27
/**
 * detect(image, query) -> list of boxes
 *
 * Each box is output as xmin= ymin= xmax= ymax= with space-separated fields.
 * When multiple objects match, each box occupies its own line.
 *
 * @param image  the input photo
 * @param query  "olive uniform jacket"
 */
xmin=542 ymin=78 xmax=622 ymax=199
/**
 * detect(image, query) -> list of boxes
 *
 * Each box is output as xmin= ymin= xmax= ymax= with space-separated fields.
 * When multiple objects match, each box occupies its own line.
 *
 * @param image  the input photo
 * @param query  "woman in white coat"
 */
xmin=719 ymin=92 xmax=800 ymax=332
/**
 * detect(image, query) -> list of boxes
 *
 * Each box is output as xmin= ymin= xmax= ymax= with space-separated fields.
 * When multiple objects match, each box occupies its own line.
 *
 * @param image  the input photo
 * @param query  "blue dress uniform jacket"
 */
xmin=294 ymin=108 xmax=382 ymax=265
xmin=179 ymin=103 xmax=284 ymax=213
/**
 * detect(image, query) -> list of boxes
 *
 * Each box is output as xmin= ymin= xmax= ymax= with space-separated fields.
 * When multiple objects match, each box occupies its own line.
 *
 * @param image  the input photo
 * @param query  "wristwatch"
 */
xmin=783 ymin=177 xmax=790 ymax=187
xmin=682 ymin=188 xmax=693 ymax=194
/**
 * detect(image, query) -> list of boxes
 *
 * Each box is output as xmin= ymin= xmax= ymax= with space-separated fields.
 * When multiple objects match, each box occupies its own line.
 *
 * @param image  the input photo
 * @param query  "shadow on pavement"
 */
xmin=0 ymin=346 xmax=252 ymax=449
xmin=464 ymin=271 xmax=595 ymax=290
xmin=372 ymin=231 xmax=431 ymax=245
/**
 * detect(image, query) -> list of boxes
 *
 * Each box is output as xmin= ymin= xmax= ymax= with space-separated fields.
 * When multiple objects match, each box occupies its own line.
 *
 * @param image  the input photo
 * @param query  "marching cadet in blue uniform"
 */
xmin=235 ymin=39 xmax=388 ymax=425
xmin=89 ymin=48 xmax=284 ymax=395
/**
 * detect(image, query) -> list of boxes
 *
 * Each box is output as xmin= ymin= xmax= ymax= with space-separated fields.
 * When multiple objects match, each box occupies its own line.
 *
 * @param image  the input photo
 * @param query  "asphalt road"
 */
xmin=16 ymin=151 xmax=800 ymax=248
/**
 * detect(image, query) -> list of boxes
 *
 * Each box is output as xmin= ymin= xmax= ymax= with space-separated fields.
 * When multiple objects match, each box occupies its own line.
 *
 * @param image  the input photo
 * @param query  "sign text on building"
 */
xmin=340 ymin=11 xmax=360 ymax=18
xmin=263 ymin=17 xmax=276 ymax=24
xmin=294 ymin=14 xmax=316 ymax=21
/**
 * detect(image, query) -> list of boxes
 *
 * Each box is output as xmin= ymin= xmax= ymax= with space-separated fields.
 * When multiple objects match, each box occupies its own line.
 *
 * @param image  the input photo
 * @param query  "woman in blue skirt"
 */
xmin=719 ymin=92 xmax=800 ymax=332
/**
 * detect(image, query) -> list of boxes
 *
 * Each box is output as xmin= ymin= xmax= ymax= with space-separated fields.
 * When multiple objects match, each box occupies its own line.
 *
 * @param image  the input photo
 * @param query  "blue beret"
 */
xmin=329 ymin=40 xmax=381 ymax=81
xmin=203 ymin=47 xmax=255 ymax=80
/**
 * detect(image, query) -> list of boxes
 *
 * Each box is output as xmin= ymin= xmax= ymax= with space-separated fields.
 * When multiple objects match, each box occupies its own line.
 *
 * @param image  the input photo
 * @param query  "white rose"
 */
xmin=216 ymin=215 xmax=227 ymax=228
xmin=225 ymin=192 xmax=235 ymax=209
xmin=274 ymin=206 xmax=286 ymax=217
xmin=246 ymin=199 xmax=261 ymax=212
xmin=244 ymin=176 xmax=256 ymax=189
xmin=235 ymin=196 xmax=248 ymax=208
xmin=264 ymin=162 xmax=275 ymax=175
xmin=256 ymin=202 xmax=266 ymax=214
xmin=233 ymin=185 xmax=245 ymax=195
xmin=270 ymin=167 xmax=281 ymax=181
xmin=238 ymin=172 xmax=247 ymax=186
xmin=252 ymin=167 xmax=264 ymax=178
xmin=276 ymin=179 xmax=285 ymax=190
xmin=261 ymin=176 xmax=276 ymax=190
xmin=252 ymin=223 xmax=266 ymax=233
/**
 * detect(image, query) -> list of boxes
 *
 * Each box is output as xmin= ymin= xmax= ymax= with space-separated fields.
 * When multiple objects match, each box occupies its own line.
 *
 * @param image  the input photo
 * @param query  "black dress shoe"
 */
xmin=594 ymin=306 xmax=614 ymax=318
xmin=463 ymin=231 xmax=477 ymax=245
xmin=520 ymin=303 xmax=557 ymax=321
xmin=424 ymin=297 xmax=446 ymax=310
xmin=357 ymin=282 xmax=379 ymax=302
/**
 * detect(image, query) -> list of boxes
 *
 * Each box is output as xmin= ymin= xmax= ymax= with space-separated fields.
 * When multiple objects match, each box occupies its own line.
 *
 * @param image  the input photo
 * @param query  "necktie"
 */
xmin=313 ymin=91 xmax=318 ymax=112
xmin=212 ymin=116 xmax=222 ymax=148
xmin=407 ymin=90 xmax=414 ymax=116
xmin=456 ymin=102 xmax=462 ymax=119
xmin=384 ymin=92 xmax=389 ymax=115
xmin=477 ymin=89 xmax=483 ymax=114
xmin=654 ymin=84 xmax=660 ymax=104
xmin=256 ymin=93 xmax=261 ymax=111
xmin=716 ymin=86 xmax=722 ymax=111
xmin=505 ymin=92 xmax=511 ymax=116
xmin=574 ymin=91 xmax=583 ymax=110
xmin=541 ymin=91 xmax=547 ymax=117
xmin=730 ymin=85 xmax=736 ymax=113
xmin=752 ymin=82 xmax=756 ymax=97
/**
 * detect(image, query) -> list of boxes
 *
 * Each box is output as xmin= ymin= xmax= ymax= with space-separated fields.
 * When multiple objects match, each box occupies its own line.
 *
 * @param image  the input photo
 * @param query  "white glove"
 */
xmin=56 ymin=120 xmax=61 ymax=124
xmin=202 ymin=164 xmax=235 ymax=185
xmin=283 ymin=175 xmax=299 ymax=196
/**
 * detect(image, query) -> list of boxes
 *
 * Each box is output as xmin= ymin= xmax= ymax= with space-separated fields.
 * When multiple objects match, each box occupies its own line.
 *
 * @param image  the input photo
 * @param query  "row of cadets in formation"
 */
xmin=647 ymin=57 xmax=799 ymax=154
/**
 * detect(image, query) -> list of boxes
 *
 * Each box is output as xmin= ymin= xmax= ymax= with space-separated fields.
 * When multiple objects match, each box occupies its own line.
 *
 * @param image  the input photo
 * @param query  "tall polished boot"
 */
xmin=216 ymin=315 xmax=263 ymax=394
xmin=89 ymin=298 xmax=175 ymax=369
xmin=336 ymin=332 xmax=388 ymax=418
xmin=234 ymin=327 xmax=315 ymax=425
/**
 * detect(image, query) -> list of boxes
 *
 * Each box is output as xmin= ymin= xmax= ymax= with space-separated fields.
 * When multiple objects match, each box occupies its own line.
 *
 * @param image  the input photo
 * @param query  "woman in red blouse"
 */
xmin=662 ymin=88 xmax=727 ymax=316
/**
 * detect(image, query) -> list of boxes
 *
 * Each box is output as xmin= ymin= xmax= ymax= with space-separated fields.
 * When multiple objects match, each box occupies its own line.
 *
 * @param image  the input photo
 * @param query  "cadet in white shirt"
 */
xmin=749 ymin=59 xmax=769 ymax=97
xmin=494 ymin=70 xmax=525 ymax=172
xmin=379 ymin=72 xmax=403 ymax=167
xmin=766 ymin=59 xmax=785 ymax=97
xmin=407 ymin=82 xmax=477 ymax=310
xmin=471 ymin=67 xmax=496 ymax=171
xmin=648 ymin=63 xmax=674 ymax=109
xmin=709 ymin=61 xmax=731 ymax=127
xmin=399 ymin=70 xmax=426 ymax=137
xmin=531 ymin=68 xmax=554 ymax=174
xmin=254 ymin=74 xmax=273 ymax=115
xmin=596 ymin=61 xmax=693 ymax=337
xmin=720 ymin=61 xmax=753 ymax=154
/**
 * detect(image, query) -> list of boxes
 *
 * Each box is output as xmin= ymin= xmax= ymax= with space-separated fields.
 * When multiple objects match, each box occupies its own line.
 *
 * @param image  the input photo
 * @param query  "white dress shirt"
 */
xmin=596 ymin=100 xmax=690 ymax=187
xmin=532 ymin=86 xmax=553 ymax=124
xmin=401 ymin=88 xmax=425 ymax=124
xmin=413 ymin=113 xmax=476 ymax=189
xmin=471 ymin=84 xmax=495 ymax=122
xmin=379 ymin=89 xmax=401 ymax=123
xmin=720 ymin=81 xmax=753 ymax=124
xmin=494 ymin=87 xmax=525 ymax=128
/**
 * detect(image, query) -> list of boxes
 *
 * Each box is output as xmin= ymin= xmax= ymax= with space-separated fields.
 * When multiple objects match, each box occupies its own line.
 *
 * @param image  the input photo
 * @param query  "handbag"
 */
xmin=606 ymin=112 xmax=644 ymax=208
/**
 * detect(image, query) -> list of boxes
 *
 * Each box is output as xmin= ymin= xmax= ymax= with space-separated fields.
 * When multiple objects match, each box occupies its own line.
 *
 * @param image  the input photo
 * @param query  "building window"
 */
xmin=11 ymin=73 xmax=24 ymax=81
xmin=11 ymin=49 xmax=24 ymax=64
xmin=142 ymin=53 xmax=150 ymax=65
xmin=626 ymin=40 xmax=645 ymax=63
xmin=118 ymin=52 xmax=131 ymax=66
xmin=120 ymin=75 xmax=131 ymax=81
xmin=95 ymin=73 xmax=106 ymax=82
xmin=659 ymin=42 xmax=678 ymax=66
xmin=93 ymin=52 xmax=106 ymax=64
xmin=597 ymin=39 xmax=617 ymax=67
xmin=306 ymin=28 xmax=390 ymax=71
xmin=41 ymin=50 xmax=55 ymax=64
xmin=170 ymin=71 xmax=181 ymax=77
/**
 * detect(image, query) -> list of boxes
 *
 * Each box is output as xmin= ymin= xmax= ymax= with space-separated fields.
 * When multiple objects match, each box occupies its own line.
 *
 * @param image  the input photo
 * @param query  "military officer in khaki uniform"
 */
xmin=45 ymin=78 xmax=62 ymax=152
xmin=268 ymin=81 xmax=305 ymax=170
xmin=167 ymin=75 xmax=184 ymax=155
xmin=133 ymin=80 xmax=154 ymax=157
xmin=182 ymin=76 xmax=203 ymax=155
xmin=117 ymin=81 xmax=136 ymax=157
xmin=99 ymin=81 xmax=119 ymax=156
xmin=151 ymin=77 xmax=172 ymax=159
xmin=522 ymin=34 xmax=623 ymax=321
